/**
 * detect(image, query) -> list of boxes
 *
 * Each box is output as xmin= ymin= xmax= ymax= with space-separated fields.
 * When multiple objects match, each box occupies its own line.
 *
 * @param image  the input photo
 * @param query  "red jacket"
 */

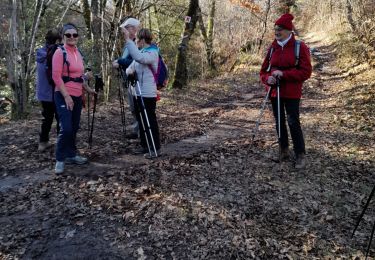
xmin=260 ymin=35 xmax=312 ymax=99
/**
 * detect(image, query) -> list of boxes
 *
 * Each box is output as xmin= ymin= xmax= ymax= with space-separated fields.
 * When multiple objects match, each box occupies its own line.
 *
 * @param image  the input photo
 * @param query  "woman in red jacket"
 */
xmin=259 ymin=14 xmax=312 ymax=169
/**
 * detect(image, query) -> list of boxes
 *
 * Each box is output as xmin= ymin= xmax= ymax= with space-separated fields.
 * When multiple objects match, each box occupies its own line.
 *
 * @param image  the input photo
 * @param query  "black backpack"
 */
xmin=45 ymin=45 xmax=84 ymax=87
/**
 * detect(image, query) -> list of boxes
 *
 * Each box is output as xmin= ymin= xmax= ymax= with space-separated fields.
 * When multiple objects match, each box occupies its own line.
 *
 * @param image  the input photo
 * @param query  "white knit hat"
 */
xmin=120 ymin=18 xmax=140 ymax=28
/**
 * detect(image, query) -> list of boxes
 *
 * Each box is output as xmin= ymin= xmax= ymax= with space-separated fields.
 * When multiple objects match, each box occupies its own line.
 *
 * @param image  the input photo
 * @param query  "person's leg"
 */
xmin=39 ymin=101 xmax=55 ymax=143
xmin=271 ymin=98 xmax=288 ymax=149
xmin=54 ymin=92 xmax=74 ymax=162
xmin=128 ymin=87 xmax=139 ymax=137
xmin=54 ymin=102 xmax=60 ymax=136
xmin=134 ymin=96 xmax=148 ymax=150
xmin=284 ymin=99 xmax=305 ymax=156
xmin=67 ymin=96 xmax=83 ymax=158
xmin=143 ymin=97 xmax=160 ymax=151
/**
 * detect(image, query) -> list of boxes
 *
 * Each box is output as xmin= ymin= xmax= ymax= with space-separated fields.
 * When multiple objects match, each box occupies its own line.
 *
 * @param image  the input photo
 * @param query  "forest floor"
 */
xmin=1 ymin=35 xmax=375 ymax=259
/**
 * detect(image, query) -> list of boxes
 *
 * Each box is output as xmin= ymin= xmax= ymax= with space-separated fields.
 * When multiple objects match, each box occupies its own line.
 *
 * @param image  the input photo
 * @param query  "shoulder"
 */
xmin=297 ymin=41 xmax=310 ymax=53
xmin=52 ymin=47 xmax=63 ymax=59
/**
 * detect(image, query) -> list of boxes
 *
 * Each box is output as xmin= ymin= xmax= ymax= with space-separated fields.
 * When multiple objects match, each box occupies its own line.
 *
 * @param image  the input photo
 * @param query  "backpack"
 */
xmin=45 ymin=44 xmax=61 ymax=87
xmin=266 ymin=40 xmax=301 ymax=72
xmin=147 ymin=45 xmax=169 ymax=90
xmin=45 ymin=45 xmax=85 ymax=87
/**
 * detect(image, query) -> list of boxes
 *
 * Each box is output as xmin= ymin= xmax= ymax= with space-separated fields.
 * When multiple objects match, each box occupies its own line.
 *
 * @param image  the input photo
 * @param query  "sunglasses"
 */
xmin=64 ymin=33 xmax=79 ymax=38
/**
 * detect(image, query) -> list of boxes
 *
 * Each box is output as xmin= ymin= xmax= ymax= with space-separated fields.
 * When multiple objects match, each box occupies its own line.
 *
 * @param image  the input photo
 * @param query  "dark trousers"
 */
xmin=54 ymin=92 xmax=82 ymax=161
xmin=39 ymin=101 xmax=60 ymax=142
xmin=271 ymin=98 xmax=305 ymax=155
xmin=134 ymin=96 xmax=160 ymax=151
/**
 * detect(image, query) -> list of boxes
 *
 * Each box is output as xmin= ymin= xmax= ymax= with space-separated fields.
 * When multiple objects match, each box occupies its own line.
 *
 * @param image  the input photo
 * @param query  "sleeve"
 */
xmin=259 ymin=48 xmax=272 ymax=86
xmin=282 ymin=42 xmax=312 ymax=82
xmin=118 ymin=56 xmax=134 ymax=69
xmin=52 ymin=48 xmax=64 ymax=87
xmin=125 ymin=40 xmax=158 ymax=65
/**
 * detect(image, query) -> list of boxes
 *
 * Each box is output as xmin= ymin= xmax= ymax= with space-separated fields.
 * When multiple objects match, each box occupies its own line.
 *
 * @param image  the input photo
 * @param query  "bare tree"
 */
xmin=172 ymin=0 xmax=200 ymax=89
xmin=7 ymin=0 xmax=26 ymax=118
xmin=198 ymin=0 xmax=216 ymax=70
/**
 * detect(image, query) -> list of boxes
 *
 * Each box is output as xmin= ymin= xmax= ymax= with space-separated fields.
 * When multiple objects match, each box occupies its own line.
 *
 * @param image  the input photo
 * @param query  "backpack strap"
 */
xmin=77 ymin=48 xmax=85 ymax=66
xmin=59 ymin=46 xmax=70 ymax=77
xmin=148 ymin=62 xmax=158 ymax=83
xmin=266 ymin=47 xmax=274 ymax=72
xmin=142 ymin=47 xmax=159 ymax=83
xmin=294 ymin=40 xmax=301 ymax=67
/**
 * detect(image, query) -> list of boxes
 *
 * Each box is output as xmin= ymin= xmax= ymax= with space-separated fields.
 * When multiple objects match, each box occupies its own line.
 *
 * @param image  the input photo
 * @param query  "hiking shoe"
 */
xmin=133 ymin=147 xmax=148 ymax=155
xmin=272 ymin=148 xmax=289 ymax=162
xmin=280 ymin=148 xmax=290 ymax=161
xmin=55 ymin=161 xmax=65 ymax=174
xmin=38 ymin=142 xmax=52 ymax=152
xmin=144 ymin=150 xmax=161 ymax=159
xmin=126 ymin=133 xmax=139 ymax=139
xmin=295 ymin=154 xmax=306 ymax=169
xmin=65 ymin=155 xmax=88 ymax=165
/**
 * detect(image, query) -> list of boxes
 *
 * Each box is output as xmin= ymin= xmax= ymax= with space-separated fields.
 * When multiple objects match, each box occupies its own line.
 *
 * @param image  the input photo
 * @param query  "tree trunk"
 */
xmin=57 ymin=0 xmax=74 ymax=27
xmin=206 ymin=0 xmax=215 ymax=69
xmin=171 ymin=0 xmax=199 ymax=89
xmin=81 ymin=0 xmax=92 ymax=39
xmin=153 ymin=5 xmax=162 ymax=41
xmin=8 ymin=0 xmax=26 ymax=119
xmin=25 ymin=0 xmax=45 ymax=98
xmin=346 ymin=0 xmax=357 ymax=34
xmin=258 ymin=0 xmax=271 ymax=52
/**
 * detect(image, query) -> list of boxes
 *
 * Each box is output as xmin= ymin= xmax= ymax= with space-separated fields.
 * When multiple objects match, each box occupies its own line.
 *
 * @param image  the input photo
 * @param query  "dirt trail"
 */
xmin=1 ymin=37 xmax=374 ymax=259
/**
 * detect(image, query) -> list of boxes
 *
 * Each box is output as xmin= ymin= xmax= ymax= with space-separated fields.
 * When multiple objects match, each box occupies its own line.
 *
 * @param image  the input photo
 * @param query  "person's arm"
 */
xmin=52 ymin=49 xmax=74 ymax=110
xmin=260 ymin=47 xmax=276 ymax=86
xmin=118 ymin=55 xmax=134 ymax=68
xmin=125 ymin=40 xmax=158 ymax=65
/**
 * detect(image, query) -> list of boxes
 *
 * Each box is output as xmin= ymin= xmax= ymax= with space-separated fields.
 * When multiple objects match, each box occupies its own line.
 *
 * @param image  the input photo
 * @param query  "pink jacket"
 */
xmin=52 ymin=44 xmax=84 ymax=97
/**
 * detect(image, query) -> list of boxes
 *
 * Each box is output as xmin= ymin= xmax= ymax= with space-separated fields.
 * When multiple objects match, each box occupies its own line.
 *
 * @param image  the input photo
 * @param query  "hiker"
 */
xmin=112 ymin=17 xmax=141 ymax=139
xmin=123 ymin=28 xmax=161 ymax=157
xmin=52 ymin=23 xmax=95 ymax=174
xmin=35 ymin=29 xmax=62 ymax=151
xmin=259 ymin=14 xmax=312 ymax=169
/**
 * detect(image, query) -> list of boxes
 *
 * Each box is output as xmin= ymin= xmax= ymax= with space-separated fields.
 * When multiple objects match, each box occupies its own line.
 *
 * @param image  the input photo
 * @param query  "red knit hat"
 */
xmin=275 ymin=14 xmax=294 ymax=31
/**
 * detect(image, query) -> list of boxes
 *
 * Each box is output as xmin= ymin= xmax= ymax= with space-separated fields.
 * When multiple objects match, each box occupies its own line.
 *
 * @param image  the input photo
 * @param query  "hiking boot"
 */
xmin=295 ymin=154 xmax=306 ymax=169
xmin=144 ymin=149 xmax=161 ymax=159
xmin=65 ymin=155 xmax=88 ymax=165
xmin=38 ymin=142 xmax=52 ymax=152
xmin=126 ymin=133 xmax=138 ymax=139
xmin=272 ymin=148 xmax=290 ymax=162
xmin=55 ymin=161 xmax=65 ymax=174
xmin=280 ymin=148 xmax=290 ymax=161
xmin=133 ymin=147 xmax=148 ymax=155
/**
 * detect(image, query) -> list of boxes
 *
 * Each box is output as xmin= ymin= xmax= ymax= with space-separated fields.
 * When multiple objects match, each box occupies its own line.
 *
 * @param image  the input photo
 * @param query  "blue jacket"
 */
xmin=35 ymin=45 xmax=53 ymax=102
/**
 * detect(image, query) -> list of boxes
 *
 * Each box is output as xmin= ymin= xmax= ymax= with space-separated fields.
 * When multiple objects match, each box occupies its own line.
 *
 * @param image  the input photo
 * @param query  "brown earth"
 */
xmin=0 ymin=38 xmax=374 ymax=259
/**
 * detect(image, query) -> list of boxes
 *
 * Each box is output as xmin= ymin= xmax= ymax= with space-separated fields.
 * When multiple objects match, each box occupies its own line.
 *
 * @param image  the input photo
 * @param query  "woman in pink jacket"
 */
xmin=52 ymin=23 xmax=95 ymax=174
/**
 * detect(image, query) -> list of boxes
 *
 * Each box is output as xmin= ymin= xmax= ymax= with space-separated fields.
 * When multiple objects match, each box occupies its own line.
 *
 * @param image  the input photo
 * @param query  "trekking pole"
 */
xmin=131 ymin=83 xmax=152 ymax=157
xmin=135 ymin=81 xmax=158 ymax=157
xmin=88 ymin=74 xmax=104 ymax=148
xmin=251 ymin=87 xmax=272 ymax=143
xmin=276 ymin=77 xmax=282 ymax=162
xmin=352 ymin=184 xmax=375 ymax=259
xmin=86 ymin=68 xmax=92 ymax=143
xmin=117 ymin=68 xmax=127 ymax=139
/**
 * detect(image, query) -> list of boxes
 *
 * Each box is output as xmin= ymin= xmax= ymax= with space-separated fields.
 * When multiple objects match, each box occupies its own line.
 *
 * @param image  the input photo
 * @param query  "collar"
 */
xmin=277 ymin=33 xmax=292 ymax=47
xmin=63 ymin=43 xmax=77 ymax=52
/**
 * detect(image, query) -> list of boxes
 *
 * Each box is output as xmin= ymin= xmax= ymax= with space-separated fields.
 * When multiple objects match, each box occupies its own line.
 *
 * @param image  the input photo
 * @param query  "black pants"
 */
xmin=39 ymin=101 xmax=60 ymax=142
xmin=271 ymin=98 xmax=305 ymax=155
xmin=134 ymin=96 xmax=160 ymax=151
